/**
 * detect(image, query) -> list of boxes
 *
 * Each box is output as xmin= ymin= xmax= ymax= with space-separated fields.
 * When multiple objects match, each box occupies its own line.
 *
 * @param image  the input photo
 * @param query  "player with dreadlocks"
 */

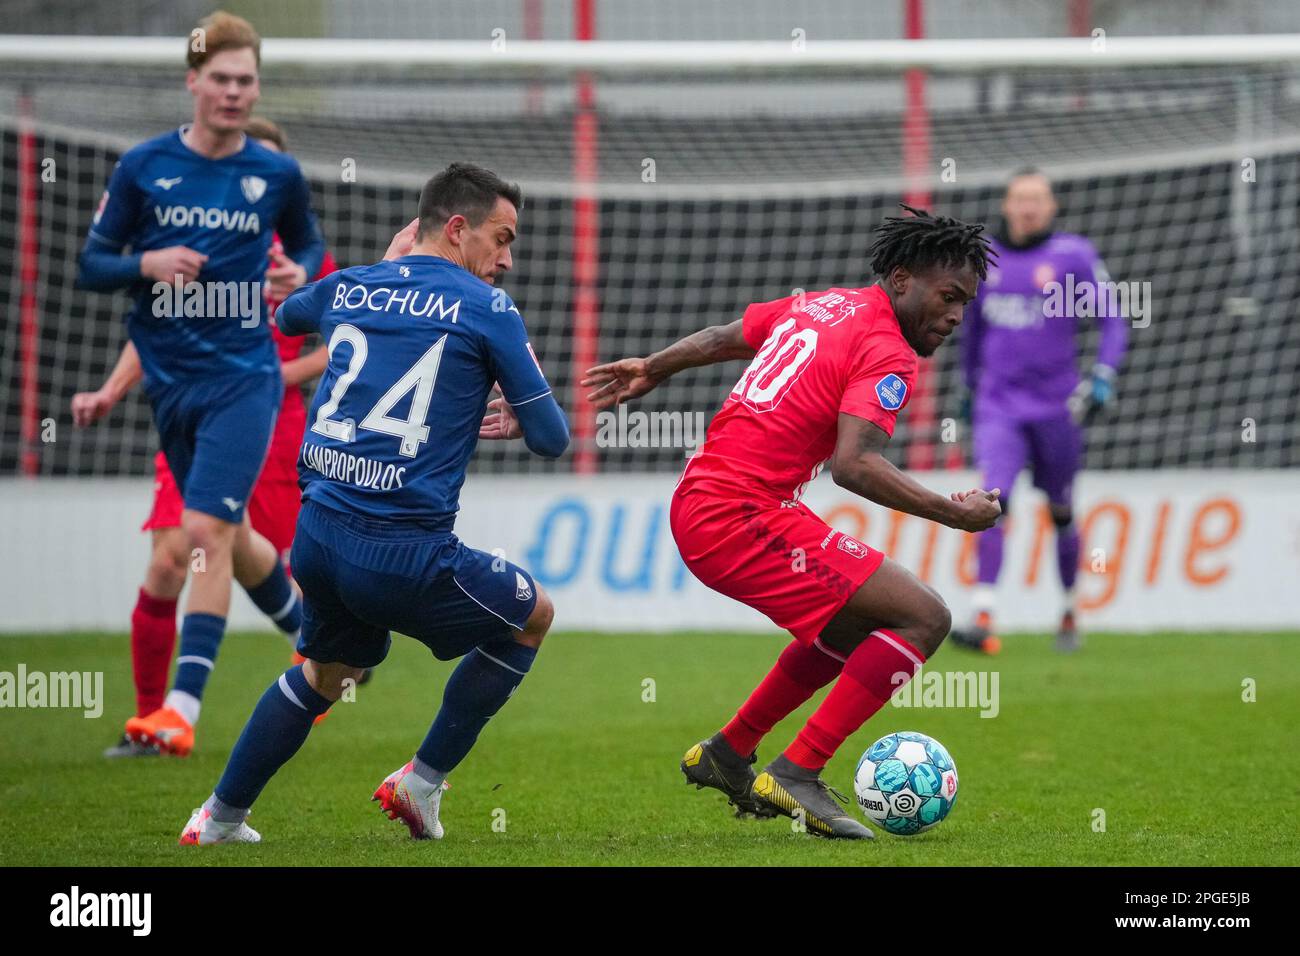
xmin=583 ymin=205 xmax=1003 ymax=839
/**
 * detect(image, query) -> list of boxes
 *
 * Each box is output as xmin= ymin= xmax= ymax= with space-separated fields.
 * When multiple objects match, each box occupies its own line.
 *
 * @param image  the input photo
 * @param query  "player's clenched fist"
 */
xmin=140 ymin=246 xmax=208 ymax=284
xmin=71 ymin=386 xmax=119 ymax=427
xmin=264 ymin=248 xmax=308 ymax=299
xmin=949 ymin=488 xmax=1002 ymax=532
xmin=582 ymin=357 xmax=662 ymax=411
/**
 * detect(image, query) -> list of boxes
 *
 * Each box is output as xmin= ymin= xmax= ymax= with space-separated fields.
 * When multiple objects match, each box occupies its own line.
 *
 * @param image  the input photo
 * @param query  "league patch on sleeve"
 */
xmin=874 ymin=373 xmax=908 ymax=411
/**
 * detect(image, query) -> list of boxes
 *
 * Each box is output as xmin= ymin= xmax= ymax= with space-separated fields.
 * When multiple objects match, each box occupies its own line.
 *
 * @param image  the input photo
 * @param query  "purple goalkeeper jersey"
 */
xmin=961 ymin=231 xmax=1128 ymax=420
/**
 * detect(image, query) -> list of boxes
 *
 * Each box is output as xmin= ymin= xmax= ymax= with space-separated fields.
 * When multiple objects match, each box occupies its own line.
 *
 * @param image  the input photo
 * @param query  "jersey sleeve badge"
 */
xmin=875 ymin=373 xmax=908 ymax=411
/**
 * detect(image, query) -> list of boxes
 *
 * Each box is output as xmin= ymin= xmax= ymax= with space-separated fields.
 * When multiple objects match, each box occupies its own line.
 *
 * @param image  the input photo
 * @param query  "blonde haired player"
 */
xmin=75 ymin=12 xmax=325 ymax=757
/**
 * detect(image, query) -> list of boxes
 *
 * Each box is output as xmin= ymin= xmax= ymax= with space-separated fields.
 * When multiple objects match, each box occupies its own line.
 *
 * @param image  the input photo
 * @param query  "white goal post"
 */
xmin=0 ymin=33 xmax=1298 ymax=480
xmin=3 ymin=34 xmax=1300 ymax=69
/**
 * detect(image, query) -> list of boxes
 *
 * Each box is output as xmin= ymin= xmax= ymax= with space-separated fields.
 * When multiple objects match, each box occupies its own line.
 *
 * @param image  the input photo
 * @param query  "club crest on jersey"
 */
xmin=875 ymin=373 xmax=907 ymax=411
xmin=240 ymin=175 xmax=267 ymax=204
xmin=515 ymin=572 xmax=533 ymax=601
xmin=837 ymin=535 xmax=870 ymax=559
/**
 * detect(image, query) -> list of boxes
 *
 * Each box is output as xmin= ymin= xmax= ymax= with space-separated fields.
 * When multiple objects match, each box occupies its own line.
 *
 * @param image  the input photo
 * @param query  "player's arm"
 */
xmin=582 ymin=318 xmax=754 ymax=411
xmin=830 ymin=414 xmax=1002 ymax=533
xmin=71 ymin=339 xmax=143 ymax=426
xmin=268 ymin=161 xmax=326 ymax=292
xmin=1068 ymin=243 xmax=1128 ymax=424
xmin=483 ymin=301 xmax=569 ymax=459
xmin=275 ymin=221 xmax=416 ymax=336
xmin=76 ymin=154 xmax=208 ymax=291
xmin=960 ymin=294 xmax=983 ymax=388
xmin=281 ymin=344 xmax=328 ymax=387
xmin=275 ymin=274 xmax=336 ymax=337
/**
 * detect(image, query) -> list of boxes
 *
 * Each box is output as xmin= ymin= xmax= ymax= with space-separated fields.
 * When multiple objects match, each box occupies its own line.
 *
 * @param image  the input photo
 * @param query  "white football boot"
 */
xmin=178 ymin=806 xmax=262 ymax=846
xmin=372 ymin=760 xmax=448 ymax=840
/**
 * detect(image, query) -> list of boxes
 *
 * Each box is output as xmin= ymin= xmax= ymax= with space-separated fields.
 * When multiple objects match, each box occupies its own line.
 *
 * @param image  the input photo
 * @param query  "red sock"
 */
xmin=131 ymin=588 xmax=178 ymax=717
xmin=785 ymin=629 xmax=926 ymax=771
xmin=721 ymin=639 xmax=846 ymax=757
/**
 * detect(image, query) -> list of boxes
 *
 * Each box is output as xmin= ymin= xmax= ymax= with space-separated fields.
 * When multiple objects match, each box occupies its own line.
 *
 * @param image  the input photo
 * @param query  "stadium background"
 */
xmin=0 ymin=1 xmax=1298 ymax=875
xmin=0 ymin=1 xmax=1297 ymax=631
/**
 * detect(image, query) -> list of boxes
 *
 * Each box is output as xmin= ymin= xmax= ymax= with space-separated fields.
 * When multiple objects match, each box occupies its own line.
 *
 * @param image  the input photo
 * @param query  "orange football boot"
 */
xmin=974 ymin=610 xmax=1002 ymax=655
xmin=124 ymin=705 xmax=195 ymax=756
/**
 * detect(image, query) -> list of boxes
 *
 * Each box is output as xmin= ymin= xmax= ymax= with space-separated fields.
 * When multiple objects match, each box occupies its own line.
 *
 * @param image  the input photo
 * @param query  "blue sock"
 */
xmin=172 ymin=613 xmax=226 ymax=702
xmin=244 ymin=562 xmax=302 ymax=636
xmin=415 ymin=640 xmax=537 ymax=778
xmin=213 ymin=665 xmax=331 ymax=813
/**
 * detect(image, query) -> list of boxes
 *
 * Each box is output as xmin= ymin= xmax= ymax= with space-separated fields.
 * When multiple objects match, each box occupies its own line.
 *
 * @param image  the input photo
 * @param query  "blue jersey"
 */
xmin=78 ymin=126 xmax=324 ymax=388
xmin=277 ymin=255 xmax=567 ymax=525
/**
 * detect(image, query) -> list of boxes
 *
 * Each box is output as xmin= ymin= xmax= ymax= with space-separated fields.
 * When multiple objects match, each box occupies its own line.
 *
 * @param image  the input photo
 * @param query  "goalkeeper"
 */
xmin=952 ymin=168 xmax=1127 ymax=654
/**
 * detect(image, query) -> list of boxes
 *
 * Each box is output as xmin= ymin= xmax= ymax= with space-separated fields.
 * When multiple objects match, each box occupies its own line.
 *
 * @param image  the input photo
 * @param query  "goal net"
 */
xmin=2 ymin=36 xmax=1298 ymax=478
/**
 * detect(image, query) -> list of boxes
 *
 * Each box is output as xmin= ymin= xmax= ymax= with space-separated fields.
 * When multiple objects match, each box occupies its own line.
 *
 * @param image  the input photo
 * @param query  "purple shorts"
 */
xmin=972 ymin=408 xmax=1081 ymax=510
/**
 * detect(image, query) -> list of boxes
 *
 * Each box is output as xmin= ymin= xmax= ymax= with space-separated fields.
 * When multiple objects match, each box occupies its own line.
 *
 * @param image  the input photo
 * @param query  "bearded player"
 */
xmin=583 ymin=207 xmax=1001 ymax=839
xmin=75 ymin=12 xmax=325 ymax=756
xmin=73 ymin=116 xmax=339 ymax=757
xmin=951 ymin=169 xmax=1128 ymax=654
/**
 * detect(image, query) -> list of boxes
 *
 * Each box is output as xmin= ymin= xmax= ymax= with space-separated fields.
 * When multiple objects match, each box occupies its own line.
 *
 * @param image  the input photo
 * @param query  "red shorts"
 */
xmin=142 ymin=451 xmax=301 ymax=561
xmin=670 ymin=489 xmax=885 ymax=643
xmin=141 ymin=451 xmax=186 ymax=533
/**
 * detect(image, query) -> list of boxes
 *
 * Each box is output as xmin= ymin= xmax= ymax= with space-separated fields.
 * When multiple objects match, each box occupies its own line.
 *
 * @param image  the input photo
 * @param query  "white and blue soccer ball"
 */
xmin=853 ymin=731 xmax=958 ymax=836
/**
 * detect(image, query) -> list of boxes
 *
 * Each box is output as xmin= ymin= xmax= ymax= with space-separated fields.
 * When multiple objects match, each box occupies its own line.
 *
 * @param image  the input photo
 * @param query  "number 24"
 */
xmin=311 ymin=324 xmax=446 ymax=458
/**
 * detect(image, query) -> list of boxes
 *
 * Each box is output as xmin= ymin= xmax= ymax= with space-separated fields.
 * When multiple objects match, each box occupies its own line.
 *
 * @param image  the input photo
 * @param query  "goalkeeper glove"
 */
xmin=1068 ymin=364 xmax=1117 ymax=425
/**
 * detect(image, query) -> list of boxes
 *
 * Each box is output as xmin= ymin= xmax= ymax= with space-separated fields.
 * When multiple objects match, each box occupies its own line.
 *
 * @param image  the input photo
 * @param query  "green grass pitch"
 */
xmin=1 ymin=629 xmax=1296 ymax=866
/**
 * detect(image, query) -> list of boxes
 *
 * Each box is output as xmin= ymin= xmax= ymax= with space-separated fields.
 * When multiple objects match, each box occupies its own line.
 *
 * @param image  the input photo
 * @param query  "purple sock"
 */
xmin=1057 ymin=523 xmax=1080 ymax=590
xmin=976 ymin=523 xmax=1005 ymax=586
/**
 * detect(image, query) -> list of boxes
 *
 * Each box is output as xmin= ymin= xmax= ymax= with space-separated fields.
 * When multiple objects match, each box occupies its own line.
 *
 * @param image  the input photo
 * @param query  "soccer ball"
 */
xmin=853 ymin=731 xmax=958 ymax=836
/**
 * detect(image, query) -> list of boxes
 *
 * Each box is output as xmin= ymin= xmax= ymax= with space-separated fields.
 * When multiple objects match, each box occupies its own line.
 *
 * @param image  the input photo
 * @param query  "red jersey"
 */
xmin=261 ymin=242 xmax=338 ymax=481
xmin=678 ymin=284 xmax=917 ymax=505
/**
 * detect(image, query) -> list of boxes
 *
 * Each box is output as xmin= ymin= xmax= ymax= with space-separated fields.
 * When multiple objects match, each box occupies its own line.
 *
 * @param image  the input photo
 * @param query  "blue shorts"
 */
xmin=148 ymin=372 xmax=280 ymax=524
xmin=290 ymin=501 xmax=539 ymax=668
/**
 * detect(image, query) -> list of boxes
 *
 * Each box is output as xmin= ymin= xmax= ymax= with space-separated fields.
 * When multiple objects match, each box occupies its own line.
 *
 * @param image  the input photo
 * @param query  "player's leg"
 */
xmin=1027 ymin=415 xmax=1084 ymax=651
xmin=410 ymin=584 xmax=552 ymax=786
xmin=752 ymin=558 xmax=949 ymax=838
xmin=248 ymin=476 xmax=311 ymax=659
xmin=683 ymin=637 xmax=842 ymax=818
xmin=181 ymin=512 xmax=379 ymax=846
xmin=127 ymin=453 xmax=190 ymax=719
xmin=953 ymin=409 xmax=1028 ymax=652
xmin=364 ymin=542 xmax=550 ymax=840
xmin=108 ymin=525 xmax=191 ymax=758
xmin=372 ymin=591 xmax=553 ymax=841
xmin=133 ymin=528 xmax=189 ymax=710
xmin=130 ymin=374 xmax=281 ymax=755
xmin=184 ymin=656 xmax=363 ymax=845
xmin=231 ymin=513 xmax=303 ymax=648
xmin=671 ymin=494 xmax=872 ymax=824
